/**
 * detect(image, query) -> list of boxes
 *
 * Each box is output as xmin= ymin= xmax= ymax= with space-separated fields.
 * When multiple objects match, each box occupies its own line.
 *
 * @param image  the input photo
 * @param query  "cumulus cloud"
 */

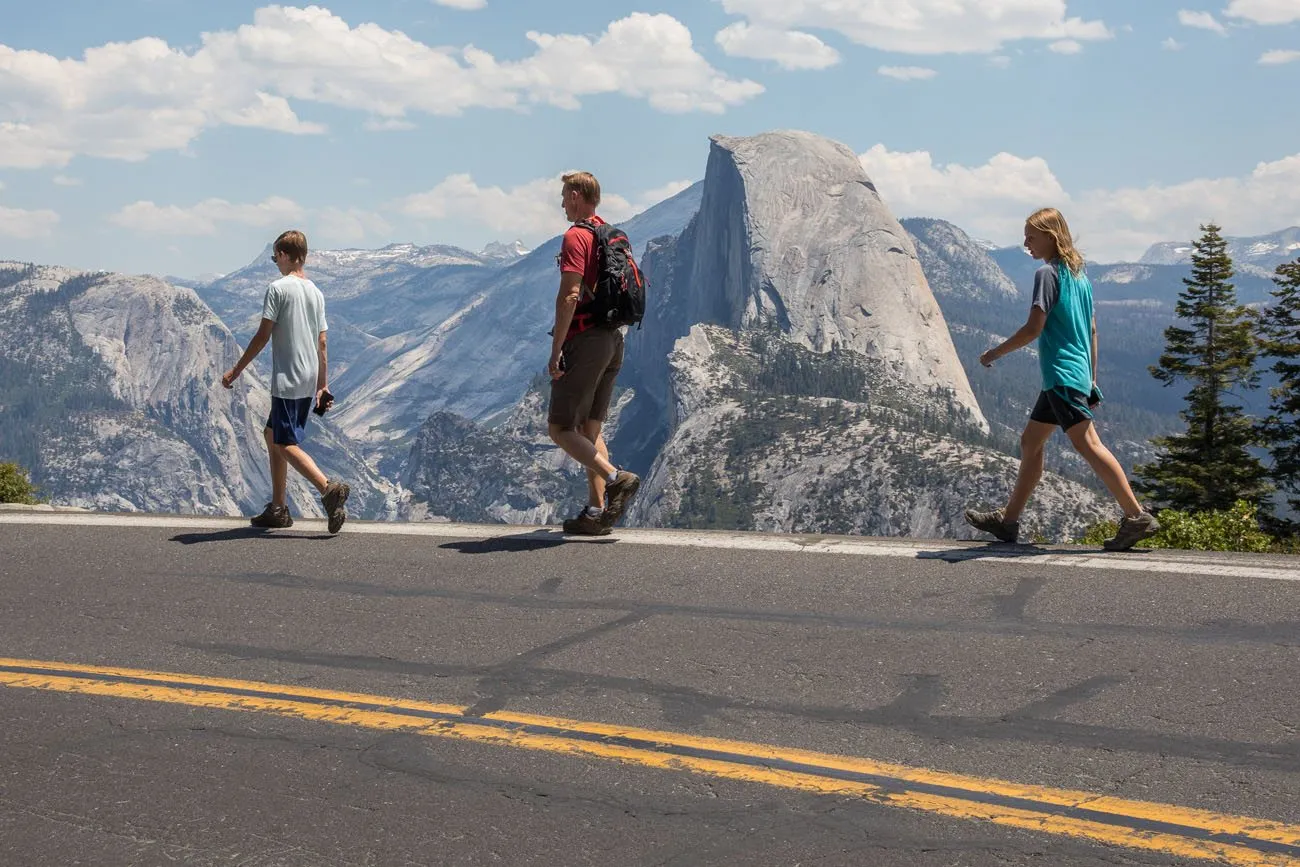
xmin=394 ymin=173 xmax=697 ymax=241
xmin=109 ymin=197 xmax=304 ymax=236
xmin=878 ymin=65 xmax=938 ymax=80
xmin=1259 ymin=49 xmax=1300 ymax=64
xmin=859 ymin=144 xmax=1300 ymax=261
xmin=52 ymin=174 xmax=82 ymax=186
xmin=1049 ymin=39 xmax=1083 ymax=54
xmin=1162 ymin=37 xmax=1185 ymax=50
xmin=1178 ymin=10 xmax=1228 ymax=34
xmin=714 ymin=22 xmax=841 ymax=69
xmin=434 ymin=0 xmax=486 ymax=8
xmin=0 ymin=202 xmax=59 ymax=239
xmin=0 ymin=7 xmax=762 ymax=169
xmin=1225 ymin=0 xmax=1300 ymax=25
xmin=715 ymin=0 xmax=1111 ymax=57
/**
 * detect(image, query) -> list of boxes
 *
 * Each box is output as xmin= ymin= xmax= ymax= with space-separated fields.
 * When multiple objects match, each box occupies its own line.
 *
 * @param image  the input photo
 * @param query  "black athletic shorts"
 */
xmin=1029 ymin=387 xmax=1094 ymax=431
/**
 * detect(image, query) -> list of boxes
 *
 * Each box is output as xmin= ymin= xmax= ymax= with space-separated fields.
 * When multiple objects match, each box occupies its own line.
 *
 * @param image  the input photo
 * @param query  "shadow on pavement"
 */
xmin=170 ymin=528 xmax=335 ymax=545
xmin=440 ymin=532 xmax=615 ymax=555
xmin=915 ymin=543 xmax=1129 ymax=563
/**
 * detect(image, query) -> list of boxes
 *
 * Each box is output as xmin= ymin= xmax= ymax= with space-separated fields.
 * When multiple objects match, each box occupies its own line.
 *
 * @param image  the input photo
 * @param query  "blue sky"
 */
xmin=0 ymin=0 xmax=1297 ymax=277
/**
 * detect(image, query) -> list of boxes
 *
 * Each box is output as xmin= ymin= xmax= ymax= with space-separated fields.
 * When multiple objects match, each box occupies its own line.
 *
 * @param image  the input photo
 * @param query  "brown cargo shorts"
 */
xmin=548 ymin=326 xmax=624 ymax=429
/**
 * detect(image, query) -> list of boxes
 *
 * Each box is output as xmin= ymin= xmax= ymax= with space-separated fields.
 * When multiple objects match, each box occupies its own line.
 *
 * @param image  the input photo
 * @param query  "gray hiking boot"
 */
xmin=321 ymin=480 xmax=350 ymax=534
xmin=965 ymin=507 xmax=1019 ymax=543
xmin=1103 ymin=511 xmax=1160 ymax=551
xmin=599 ymin=471 xmax=641 ymax=529
xmin=250 ymin=503 xmax=293 ymax=529
xmin=563 ymin=509 xmax=612 ymax=537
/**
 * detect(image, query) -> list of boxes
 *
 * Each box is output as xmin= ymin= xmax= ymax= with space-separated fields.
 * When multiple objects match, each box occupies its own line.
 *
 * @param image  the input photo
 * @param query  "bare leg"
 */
xmin=582 ymin=419 xmax=609 ymax=509
xmin=279 ymin=444 xmax=329 ymax=495
xmin=1004 ymin=421 xmax=1056 ymax=522
xmin=549 ymin=423 xmax=617 ymax=481
xmin=1065 ymin=421 xmax=1142 ymax=518
xmin=264 ymin=426 xmax=289 ymax=507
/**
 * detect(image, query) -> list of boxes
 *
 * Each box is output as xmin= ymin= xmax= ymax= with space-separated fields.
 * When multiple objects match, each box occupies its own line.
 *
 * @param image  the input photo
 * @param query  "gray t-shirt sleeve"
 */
xmin=261 ymin=283 xmax=280 ymax=323
xmin=1031 ymin=264 xmax=1059 ymax=315
xmin=315 ymin=287 xmax=328 ymax=334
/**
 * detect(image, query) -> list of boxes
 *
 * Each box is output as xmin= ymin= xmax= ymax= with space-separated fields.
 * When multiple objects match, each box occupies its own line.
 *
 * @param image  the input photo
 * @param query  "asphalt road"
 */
xmin=1 ymin=513 xmax=1297 ymax=867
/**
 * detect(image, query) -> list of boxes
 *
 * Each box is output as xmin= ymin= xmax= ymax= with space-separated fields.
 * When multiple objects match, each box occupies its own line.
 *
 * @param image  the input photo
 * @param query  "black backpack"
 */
xmin=576 ymin=220 xmax=646 ymax=329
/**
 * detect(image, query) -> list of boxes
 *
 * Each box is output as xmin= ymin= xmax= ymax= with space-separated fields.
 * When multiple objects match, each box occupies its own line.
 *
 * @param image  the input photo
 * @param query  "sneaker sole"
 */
xmin=1103 ymin=525 xmax=1160 ymax=552
xmin=325 ymin=485 xmax=351 ymax=534
xmin=600 ymin=476 xmax=641 ymax=529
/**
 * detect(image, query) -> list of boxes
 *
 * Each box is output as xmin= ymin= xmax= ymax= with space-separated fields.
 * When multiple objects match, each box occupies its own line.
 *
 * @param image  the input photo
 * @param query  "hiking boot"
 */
xmin=599 ymin=471 xmax=641 ymax=529
xmin=321 ymin=480 xmax=350 ymax=534
xmin=250 ymin=503 xmax=292 ymax=529
xmin=964 ymin=507 xmax=1019 ymax=543
xmin=1103 ymin=511 xmax=1160 ymax=552
xmin=562 ymin=509 xmax=612 ymax=536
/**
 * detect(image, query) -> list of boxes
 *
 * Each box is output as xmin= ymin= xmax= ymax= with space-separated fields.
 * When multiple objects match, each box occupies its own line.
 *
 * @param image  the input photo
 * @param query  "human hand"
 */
xmin=979 ymin=350 xmax=996 ymax=368
xmin=221 ymin=368 xmax=239 ymax=389
xmin=548 ymin=350 xmax=565 ymax=380
xmin=314 ymin=387 xmax=335 ymax=415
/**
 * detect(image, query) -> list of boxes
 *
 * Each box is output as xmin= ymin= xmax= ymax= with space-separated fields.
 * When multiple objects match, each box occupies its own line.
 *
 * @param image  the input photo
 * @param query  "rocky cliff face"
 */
xmin=626 ymin=325 xmax=1111 ymax=542
xmin=0 ymin=263 xmax=390 ymax=518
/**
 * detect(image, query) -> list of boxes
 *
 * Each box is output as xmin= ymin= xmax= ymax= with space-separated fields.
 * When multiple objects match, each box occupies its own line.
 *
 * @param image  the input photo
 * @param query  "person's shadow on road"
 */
xmin=915 ymin=542 xmax=1141 ymax=563
xmin=440 ymin=531 xmax=615 ymax=555
xmin=170 ymin=528 xmax=335 ymax=545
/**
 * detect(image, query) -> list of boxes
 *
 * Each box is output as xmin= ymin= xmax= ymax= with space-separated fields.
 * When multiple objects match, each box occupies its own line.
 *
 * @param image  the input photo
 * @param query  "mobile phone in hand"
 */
xmin=314 ymin=388 xmax=334 ymax=416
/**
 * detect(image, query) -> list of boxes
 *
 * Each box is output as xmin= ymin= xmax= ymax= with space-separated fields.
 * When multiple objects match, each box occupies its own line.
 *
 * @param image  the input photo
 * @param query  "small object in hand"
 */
xmin=314 ymin=388 xmax=334 ymax=416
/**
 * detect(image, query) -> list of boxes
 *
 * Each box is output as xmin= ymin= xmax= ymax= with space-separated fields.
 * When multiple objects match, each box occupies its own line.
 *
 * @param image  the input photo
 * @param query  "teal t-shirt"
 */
xmin=1031 ymin=261 xmax=1094 ymax=395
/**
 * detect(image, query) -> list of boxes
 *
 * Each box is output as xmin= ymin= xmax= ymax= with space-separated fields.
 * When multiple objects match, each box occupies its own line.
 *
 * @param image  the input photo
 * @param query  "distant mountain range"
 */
xmin=4 ymin=130 xmax=1297 ymax=539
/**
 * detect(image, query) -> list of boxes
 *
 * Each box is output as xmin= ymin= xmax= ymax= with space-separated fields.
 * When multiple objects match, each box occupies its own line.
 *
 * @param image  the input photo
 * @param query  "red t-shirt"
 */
xmin=559 ymin=215 xmax=604 ymax=338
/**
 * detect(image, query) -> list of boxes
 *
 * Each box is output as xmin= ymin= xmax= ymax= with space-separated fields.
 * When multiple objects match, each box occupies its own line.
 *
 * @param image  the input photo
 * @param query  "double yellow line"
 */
xmin=3 ymin=657 xmax=1297 ymax=866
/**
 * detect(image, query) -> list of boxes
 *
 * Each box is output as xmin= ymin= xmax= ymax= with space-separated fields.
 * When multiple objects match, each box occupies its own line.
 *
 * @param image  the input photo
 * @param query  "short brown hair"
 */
xmin=274 ymin=230 xmax=308 ymax=265
xmin=562 ymin=171 xmax=601 ymax=206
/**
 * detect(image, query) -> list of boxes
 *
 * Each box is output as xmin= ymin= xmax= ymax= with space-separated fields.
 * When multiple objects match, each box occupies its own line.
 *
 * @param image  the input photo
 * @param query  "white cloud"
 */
xmin=52 ymin=174 xmax=82 ymax=186
xmin=878 ymin=65 xmax=939 ymax=80
xmin=1048 ymin=39 xmax=1083 ymax=54
xmin=715 ymin=22 xmax=841 ymax=69
xmin=1178 ymin=10 xmax=1228 ymax=34
xmin=109 ymin=196 xmax=304 ymax=236
xmin=434 ymin=0 xmax=486 ymax=8
xmin=717 ymin=0 xmax=1111 ymax=55
xmin=314 ymin=207 xmax=393 ymax=245
xmin=859 ymin=144 xmax=1300 ymax=261
xmin=394 ymin=173 xmax=697 ymax=241
xmin=1260 ymin=49 xmax=1300 ymax=64
xmin=1225 ymin=0 xmax=1300 ymax=25
xmin=1163 ymin=37 xmax=1185 ymax=50
xmin=0 ymin=202 xmax=59 ymax=239
xmin=989 ymin=55 xmax=1013 ymax=68
xmin=0 ymin=7 xmax=761 ymax=169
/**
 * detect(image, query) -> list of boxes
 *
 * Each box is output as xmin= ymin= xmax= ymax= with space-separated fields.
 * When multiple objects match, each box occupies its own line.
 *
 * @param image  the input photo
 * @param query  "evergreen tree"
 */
xmin=1258 ymin=256 xmax=1300 ymax=515
xmin=1135 ymin=224 xmax=1271 ymax=512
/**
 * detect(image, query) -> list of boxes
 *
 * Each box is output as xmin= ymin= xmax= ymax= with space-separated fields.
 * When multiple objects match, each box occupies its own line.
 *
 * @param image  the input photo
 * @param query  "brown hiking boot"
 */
xmin=250 ymin=503 xmax=292 ymax=529
xmin=321 ymin=480 xmax=350 ymax=534
xmin=1103 ymin=511 xmax=1160 ymax=551
xmin=964 ymin=507 xmax=1019 ymax=543
xmin=599 ymin=471 xmax=641 ymax=529
xmin=563 ymin=509 xmax=612 ymax=536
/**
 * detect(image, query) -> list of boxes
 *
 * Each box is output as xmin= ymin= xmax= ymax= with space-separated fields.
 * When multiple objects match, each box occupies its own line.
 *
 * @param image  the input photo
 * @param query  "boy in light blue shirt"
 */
xmin=222 ymin=230 xmax=350 ymax=532
xmin=965 ymin=208 xmax=1159 ymax=551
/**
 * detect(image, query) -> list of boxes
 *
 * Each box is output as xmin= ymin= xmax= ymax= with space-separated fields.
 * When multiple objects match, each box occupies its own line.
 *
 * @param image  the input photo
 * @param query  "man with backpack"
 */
xmin=547 ymin=171 xmax=642 ymax=536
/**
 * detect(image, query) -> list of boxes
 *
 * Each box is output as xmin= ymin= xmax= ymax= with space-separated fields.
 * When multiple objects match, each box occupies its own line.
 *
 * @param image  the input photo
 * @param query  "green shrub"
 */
xmin=0 ymin=462 xmax=42 ymax=505
xmin=1076 ymin=500 xmax=1273 ymax=553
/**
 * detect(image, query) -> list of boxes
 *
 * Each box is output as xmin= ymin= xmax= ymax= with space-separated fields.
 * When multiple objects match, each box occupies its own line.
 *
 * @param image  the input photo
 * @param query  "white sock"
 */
xmin=607 ymin=470 xmax=619 ymax=484
xmin=584 ymin=505 xmax=603 ymax=518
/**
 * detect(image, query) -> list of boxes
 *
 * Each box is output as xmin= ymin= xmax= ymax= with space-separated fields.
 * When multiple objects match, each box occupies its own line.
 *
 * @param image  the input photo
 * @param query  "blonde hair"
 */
xmin=561 ymin=171 xmax=601 ymax=206
xmin=274 ymin=230 xmax=308 ymax=265
xmin=1026 ymin=208 xmax=1084 ymax=275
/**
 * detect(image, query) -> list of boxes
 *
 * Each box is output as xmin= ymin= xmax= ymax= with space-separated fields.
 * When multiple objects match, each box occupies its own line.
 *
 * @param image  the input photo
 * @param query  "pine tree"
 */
xmin=1135 ymin=224 xmax=1271 ymax=512
xmin=1258 ymin=256 xmax=1300 ymax=516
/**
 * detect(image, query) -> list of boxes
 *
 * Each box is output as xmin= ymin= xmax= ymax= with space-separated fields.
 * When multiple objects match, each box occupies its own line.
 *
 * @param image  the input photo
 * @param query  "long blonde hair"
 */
xmin=1027 ymin=207 xmax=1084 ymax=275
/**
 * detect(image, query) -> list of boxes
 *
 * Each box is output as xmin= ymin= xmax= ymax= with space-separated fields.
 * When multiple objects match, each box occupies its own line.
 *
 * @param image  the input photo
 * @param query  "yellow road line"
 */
xmin=2 ymin=658 xmax=1297 ymax=866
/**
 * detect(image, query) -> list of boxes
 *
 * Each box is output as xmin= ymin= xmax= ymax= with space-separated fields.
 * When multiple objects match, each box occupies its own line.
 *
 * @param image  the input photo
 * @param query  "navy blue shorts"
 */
xmin=1029 ymin=387 xmax=1094 ymax=431
xmin=266 ymin=396 xmax=313 ymax=446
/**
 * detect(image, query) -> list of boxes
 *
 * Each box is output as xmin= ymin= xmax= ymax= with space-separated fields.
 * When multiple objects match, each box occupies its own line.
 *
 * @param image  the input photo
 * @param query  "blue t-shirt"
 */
xmin=1031 ymin=261 xmax=1094 ymax=395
